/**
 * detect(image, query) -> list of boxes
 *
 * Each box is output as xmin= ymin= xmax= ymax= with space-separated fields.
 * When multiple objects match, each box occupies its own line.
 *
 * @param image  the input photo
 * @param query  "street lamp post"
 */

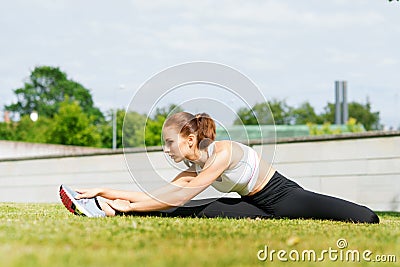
xmin=112 ymin=85 xmax=126 ymax=150
xmin=112 ymin=109 xmax=117 ymax=150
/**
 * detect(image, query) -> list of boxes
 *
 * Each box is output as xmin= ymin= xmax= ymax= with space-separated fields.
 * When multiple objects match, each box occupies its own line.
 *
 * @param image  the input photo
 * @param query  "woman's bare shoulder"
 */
xmin=214 ymin=140 xmax=232 ymax=148
xmin=213 ymin=140 xmax=237 ymax=154
xmin=213 ymin=141 xmax=244 ymax=168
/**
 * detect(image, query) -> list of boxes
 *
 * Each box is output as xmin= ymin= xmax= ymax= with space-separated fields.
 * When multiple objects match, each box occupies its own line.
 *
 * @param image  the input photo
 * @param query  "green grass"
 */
xmin=0 ymin=203 xmax=399 ymax=267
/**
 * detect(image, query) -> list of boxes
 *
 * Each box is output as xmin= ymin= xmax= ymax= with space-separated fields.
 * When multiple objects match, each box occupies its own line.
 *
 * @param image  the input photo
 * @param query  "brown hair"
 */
xmin=164 ymin=112 xmax=216 ymax=149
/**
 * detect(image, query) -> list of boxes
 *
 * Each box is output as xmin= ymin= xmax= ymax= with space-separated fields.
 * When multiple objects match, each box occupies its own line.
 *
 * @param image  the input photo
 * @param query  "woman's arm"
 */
xmin=75 ymin=187 xmax=149 ymax=202
xmin=107 ymin=143 xmax=231 ymax=212
xmin=101 ymin=189 xmax=149 ymax=202
xmin=76 ymin=165 xmax=198 ymax=202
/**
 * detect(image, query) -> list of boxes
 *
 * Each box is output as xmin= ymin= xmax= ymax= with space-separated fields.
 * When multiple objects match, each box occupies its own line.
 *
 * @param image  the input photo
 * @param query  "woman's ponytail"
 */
xmin=195 ymin=113 xmax=216 ymax=149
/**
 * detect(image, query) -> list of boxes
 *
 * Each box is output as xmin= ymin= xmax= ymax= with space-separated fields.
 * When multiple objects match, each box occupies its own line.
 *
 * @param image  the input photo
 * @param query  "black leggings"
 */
xmin=242 ymin=171 xmax=379 ymax=223
xmin=122 ymin=172 xmax=379 ymax=223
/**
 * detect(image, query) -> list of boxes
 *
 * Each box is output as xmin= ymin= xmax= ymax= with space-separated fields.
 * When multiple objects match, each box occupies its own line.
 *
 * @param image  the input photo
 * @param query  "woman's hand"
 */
xmin=75 ymin=188 xmax=102 ymax=199
xmin=106 ymin=199 xmax=133 ymax=213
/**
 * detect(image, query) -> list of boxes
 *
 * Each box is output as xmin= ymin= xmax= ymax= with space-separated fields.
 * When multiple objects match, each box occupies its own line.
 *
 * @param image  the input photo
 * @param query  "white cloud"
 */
xmin=377 ymin=58 xmax=397 ymax=67
xmin=325 ymin=48 xmax=361 ymax=64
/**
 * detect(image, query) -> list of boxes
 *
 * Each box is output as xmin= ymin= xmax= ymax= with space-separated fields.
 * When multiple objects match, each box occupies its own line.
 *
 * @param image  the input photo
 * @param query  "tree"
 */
xmin=47 ymin=99 xmax=102 ymax=147
xmin=234 ymin=99 xmax=291 ymax=125
xmin=144 ymin=116 xmax=164 ymax=147
xmin=234 ymin=107 xmax=258 ymax=125
xmin=0 ymin=101 xmax=103 ymax=147
xmin=291 ymin=102 xmax=322 ymax=125
xmin=14 ymin=115 xmax=52 ymax=143
xmin=0 ymin=114 xmax=52 ymax=143
xmin=348 ymin=102 xmax=381 ymax=130
xmin=5 ymin=66 xmax=103 ymax=122
xmin=0 ymin=122 xmax=15 ymax=141
xmin=235 ymin=98 xmax=381 ymax=130
xmin=98 ymin=109 xmax=128 ymax=149
xmin=267 ymin=99 xmax=292 ymax=125
xmin=122 ymin=111 xmax=147 ymax=148
xmin=320 ymin=101 xmax=381 ymax=130
xmin=319 ymin=103 xmax=335 ymax=124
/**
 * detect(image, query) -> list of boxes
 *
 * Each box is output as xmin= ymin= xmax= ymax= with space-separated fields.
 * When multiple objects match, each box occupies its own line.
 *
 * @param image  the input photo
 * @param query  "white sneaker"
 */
xmin=59 ymin=184 xmax=106 ymax=217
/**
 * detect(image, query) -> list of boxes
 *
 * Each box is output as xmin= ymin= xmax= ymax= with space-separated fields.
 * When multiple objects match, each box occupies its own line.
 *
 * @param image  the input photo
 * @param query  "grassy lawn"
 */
xmin=0 ymin=203 xmax=399 ymax=267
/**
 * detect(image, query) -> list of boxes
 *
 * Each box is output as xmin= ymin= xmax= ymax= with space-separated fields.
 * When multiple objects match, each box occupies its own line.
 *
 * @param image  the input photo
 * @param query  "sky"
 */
xmin=0 ymin=0 xmax=399 ymax=128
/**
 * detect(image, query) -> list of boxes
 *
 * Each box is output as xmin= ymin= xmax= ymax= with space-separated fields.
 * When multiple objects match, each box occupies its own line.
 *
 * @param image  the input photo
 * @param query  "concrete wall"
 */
xmin=0 ymin=140 xmax=112 ymax=160
xmin=0 ymin=132 xmax=399 ymax=211
xmin=253 ymin=133 xmax=400 ymax=211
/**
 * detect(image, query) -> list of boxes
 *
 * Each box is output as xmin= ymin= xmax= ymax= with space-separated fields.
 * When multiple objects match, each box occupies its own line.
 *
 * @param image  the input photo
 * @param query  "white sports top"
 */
xmin=193 ymin=141 xmax=260 ymax=196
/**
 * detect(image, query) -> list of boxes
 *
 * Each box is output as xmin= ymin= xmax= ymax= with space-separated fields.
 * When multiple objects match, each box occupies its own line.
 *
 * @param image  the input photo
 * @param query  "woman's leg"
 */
xmin=98 ymin=201 xmax=117 ymax=216
xmin=242 ymin=171 xmax=379 ymax=223
xmin=111 ymin=198 xmax=272 ymax=219
xmin=163 ymin=198 xmax=272 ymax=219
xmin=272 ymin=188 xmax=379 ymax=223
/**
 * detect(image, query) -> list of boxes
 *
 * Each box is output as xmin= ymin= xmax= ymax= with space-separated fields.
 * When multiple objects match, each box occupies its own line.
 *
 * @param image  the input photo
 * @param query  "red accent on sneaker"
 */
xmin=60 ymin=188 xmax=77 ymax=215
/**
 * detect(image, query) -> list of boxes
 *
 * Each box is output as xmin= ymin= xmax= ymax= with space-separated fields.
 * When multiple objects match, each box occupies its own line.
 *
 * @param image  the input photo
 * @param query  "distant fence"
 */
xmin=0 ymin=131 xmax=399 ymax=211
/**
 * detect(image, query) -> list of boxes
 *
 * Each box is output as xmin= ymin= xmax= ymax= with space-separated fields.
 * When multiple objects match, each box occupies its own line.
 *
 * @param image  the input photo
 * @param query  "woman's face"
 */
xmin=162 ymin=126 xmax=192 ymax=163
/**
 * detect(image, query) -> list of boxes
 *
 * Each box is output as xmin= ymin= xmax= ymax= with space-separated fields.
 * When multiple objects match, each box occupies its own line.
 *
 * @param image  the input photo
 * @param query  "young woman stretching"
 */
xmin=60 ymin=112 xmax=379 ymax=223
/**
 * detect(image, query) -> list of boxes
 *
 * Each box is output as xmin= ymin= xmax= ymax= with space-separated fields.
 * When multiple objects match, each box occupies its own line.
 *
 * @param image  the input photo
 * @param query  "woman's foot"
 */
xmin=59 ymin=184 xmax=106 ymax=217
xmin=98 ymin=200 xmax=117 ymax=216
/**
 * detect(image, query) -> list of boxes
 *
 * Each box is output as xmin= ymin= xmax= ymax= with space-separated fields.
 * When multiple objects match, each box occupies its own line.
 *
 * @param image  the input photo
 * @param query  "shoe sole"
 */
xmin=59 ymin=185 xmax=92 ymax=217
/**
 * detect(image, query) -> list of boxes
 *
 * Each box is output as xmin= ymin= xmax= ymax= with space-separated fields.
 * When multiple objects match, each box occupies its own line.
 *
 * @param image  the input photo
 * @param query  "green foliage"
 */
xmin=1 ymin=66 xmax=107 ymax=147
xmin=5 ymin=66 xmax=103 ymax=122
xmin=145 ymin=116 xmax=164 ymax=147
xmin=123 ymin=111 xmax=147 ymax=148
xmin=234 ymin=99 xmax=289 ymax=125
xmin=14 ymin=115 xmax=52 ymax=143
xmin=346 ymin=117 xmax=364 ymax=133
xmin=235 ymin=107 xmax=258 ymax=125
xmin=98 ymin=109 xmax=127 ymax=149
xmin=291 ymin=102 xmax=322 ymax=125
xmin=319 ymin=101 xmax=381 ymax=130
xmin=307 ymin=122 xmax=342 ymax=136
xmin=47 ymin=99 xmax=102 ymax=147
xmin=0 ymin=115 xmax=52 ymax=143
xmin=319 ymin=103 xmax=335 ymax=124
xmin=267 ymin=99 xmax=292 ymax=124
xmin=98 ymin=116 xmax=113 ymax=148
xmin=308 ymin=117 xmax=364 ymax=136
xmin=0 ymin=103 xmax=181 ymax=148
xmin=235 ymin=99 xmax=381 ymax=131
xmin=1 ymin=65 xmax=383 ymax=146
xmin=0 ymin=104 xmax=103 ymax=147
xmin=0 ymin=203 xmax=398 ymax=267
xmin=0 ymin=122 xmax=15 ymax=140
xmin=348 ymin=101 xmax=381 ymax=130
